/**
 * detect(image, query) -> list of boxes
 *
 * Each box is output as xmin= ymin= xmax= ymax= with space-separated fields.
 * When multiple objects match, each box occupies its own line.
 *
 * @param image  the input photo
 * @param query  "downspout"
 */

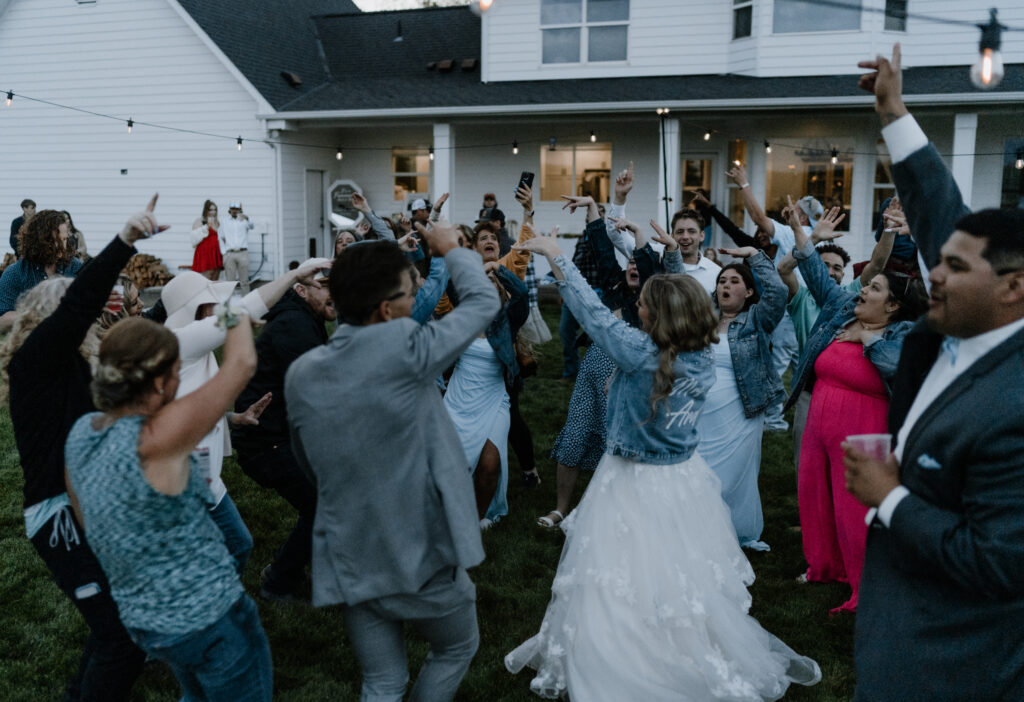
xmin=268 ymin=129 xmax=285 ymax=279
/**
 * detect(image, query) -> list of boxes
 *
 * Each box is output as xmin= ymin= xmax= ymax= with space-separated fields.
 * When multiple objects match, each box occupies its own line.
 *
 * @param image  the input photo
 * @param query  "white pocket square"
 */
xmin=917 ymin=454 xmax=942 ymax=470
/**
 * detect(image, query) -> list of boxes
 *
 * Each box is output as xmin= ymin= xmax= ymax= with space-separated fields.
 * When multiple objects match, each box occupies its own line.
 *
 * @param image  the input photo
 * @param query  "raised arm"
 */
xmin=777 ymin=253 xmax=802 ymax=301
xmin=649 ymin=221 xmax=683 ymax=274
xmin=692 ymin=191 xmax=758 ymax=248
xmin=411 ymin=255 xmax=450 ymax=324
xmin=351 ymin=193 xmax=395 ymax=241
xmin=515 ymin=236 xmax=653 ymax=373
xmin=138 ymin=315 xmax=257 ymax=495
xmin=727 ymin=164 xmax=773 ymax=236
xmin=497 ymin=220 xmax=537 ymax=280
xmin=724 ymin=248 xmax=787 ymax=333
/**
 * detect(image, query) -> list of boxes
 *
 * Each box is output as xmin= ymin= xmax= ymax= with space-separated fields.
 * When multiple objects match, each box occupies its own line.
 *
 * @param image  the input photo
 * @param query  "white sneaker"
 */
xmin=479 ymin=517 xmax=494 ymax=530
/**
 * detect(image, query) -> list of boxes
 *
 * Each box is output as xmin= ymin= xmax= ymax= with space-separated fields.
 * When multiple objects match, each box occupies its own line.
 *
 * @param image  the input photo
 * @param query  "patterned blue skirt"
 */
xmin=550 ymin=345 xmax=616 ymax=472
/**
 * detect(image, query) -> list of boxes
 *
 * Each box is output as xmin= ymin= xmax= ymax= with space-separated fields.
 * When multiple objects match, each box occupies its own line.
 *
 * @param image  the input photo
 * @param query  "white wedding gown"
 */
xmin=505 ymin=452 xmax=821 ymax=701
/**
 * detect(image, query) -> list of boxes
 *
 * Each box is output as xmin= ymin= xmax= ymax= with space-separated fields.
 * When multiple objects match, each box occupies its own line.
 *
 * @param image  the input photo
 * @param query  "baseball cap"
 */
xmin=797 ymin=196 xmax=824 ymax=220
xmin=229 ymin=201 xmax=242 ymax=209
xmin=410 ymin=198 xmax=428 ymax=211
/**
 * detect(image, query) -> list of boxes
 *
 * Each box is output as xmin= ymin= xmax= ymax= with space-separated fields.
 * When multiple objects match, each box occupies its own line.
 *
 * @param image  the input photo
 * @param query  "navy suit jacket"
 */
xmin=854 ymin=142 xmax=1024 ymax=701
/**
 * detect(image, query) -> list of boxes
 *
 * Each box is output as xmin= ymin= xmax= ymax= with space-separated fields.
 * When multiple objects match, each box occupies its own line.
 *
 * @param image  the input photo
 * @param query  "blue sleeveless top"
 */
xmin=65 ymin=414 xmax=243 ymax=634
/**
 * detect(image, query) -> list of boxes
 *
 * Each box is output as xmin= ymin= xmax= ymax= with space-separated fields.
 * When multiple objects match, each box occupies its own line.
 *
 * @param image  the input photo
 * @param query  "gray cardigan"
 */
xmin=284 ymin=247 xmax=500 ymax=607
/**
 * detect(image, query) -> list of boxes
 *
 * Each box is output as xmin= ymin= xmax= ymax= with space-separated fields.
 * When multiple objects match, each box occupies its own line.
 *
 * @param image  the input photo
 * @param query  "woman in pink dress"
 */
xmin=191 ymin=200 xmax=223 ymax=281
xmin=786 ymin=205 xmax=926 ymax=613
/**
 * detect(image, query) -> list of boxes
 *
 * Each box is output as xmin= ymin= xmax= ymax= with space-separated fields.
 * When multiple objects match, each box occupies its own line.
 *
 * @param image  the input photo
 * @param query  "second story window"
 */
xmin=733 ymin=0 xmax=753 ymax=39
xmin=773 ymin=0 xmax=860 ymax=33
xmin=541 ymin=0 xmax=629 ymax=65
xmin=884 ymin=0 xmax=908 ymax=31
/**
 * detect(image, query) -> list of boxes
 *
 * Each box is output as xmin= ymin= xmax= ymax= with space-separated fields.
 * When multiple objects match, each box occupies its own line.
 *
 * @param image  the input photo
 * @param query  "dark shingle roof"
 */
xmin=176 ymin=0 xmax=360 ymax=109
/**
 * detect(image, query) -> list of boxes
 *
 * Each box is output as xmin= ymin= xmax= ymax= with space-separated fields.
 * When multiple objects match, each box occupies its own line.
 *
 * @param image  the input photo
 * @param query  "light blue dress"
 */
xmin=444 ymin=337 xmax=510 ymax=522
xmin=697 ymin=338 xmax=768 ymax=550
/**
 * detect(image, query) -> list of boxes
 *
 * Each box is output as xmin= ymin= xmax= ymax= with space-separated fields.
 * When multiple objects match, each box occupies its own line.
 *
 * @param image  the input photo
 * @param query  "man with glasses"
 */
xmin=285 ymin=222 xmax=498 ymax=701
xmin=232 ymin=266 xmax=335 ymax=602
xmin=844 ymin=44 xmax=1024 ymax=702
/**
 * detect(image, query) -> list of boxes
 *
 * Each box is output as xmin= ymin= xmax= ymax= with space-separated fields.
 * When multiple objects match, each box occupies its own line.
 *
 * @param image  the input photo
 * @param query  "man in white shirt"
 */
xmin=220 ymin=201 xmax=254 ymax=294
xmin=843 ymin=44 xmax=1024 ymax=702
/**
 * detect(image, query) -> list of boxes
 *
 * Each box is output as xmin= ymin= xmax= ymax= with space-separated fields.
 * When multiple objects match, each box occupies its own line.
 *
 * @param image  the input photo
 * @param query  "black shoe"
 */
xmin=522 ymin=470 xmax=541 ymax=489
xmin=258 ymin=565 xmax=307 ymax=604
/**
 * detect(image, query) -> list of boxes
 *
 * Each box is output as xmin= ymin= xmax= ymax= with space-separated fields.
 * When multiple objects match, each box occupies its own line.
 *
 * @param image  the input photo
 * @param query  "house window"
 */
xmin=733 ymin=0 xmax=753 ymax=39
xmin=884 ymin=0 xmax=907 ymax=31
xmin=726 ymin=140 xmax=748 ymax=228
xmin=873 ymin=139 xmax=896 ymax=230
xmin=765 ymin=137 xmax=854 ymax=230
xmin=1001 ymin=139 xmax=1024 ymax=210
xmin=773 ymin=0 xmax=860 ymax=33
xmin=541 ymin=0 xmax=629 ymax=64
xmin=392 ymin=148 xmax=431 ymax=203
xmin=540 ymin=142 xmax=612 ymax=202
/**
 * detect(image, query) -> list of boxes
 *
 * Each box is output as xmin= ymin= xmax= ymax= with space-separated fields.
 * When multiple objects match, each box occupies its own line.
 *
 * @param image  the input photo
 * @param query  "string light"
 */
xmin=830 ymin=148 xmax=839 ymax=164
xmin=764 ymin=140 xmax=771 ymax=154
xmin=1016 ymin=151 xmax=1024 ymax=169
xmin=470 ymin=0 xmax=494 ymax=16
xmin=512 ymin=140 xmax=519 ymax=155
xmin=703 ymin=131 xmax=711 ymax=141
xmin=5 ymin=91 xmax=11 ymax=107
xmin=590 ymin=130 xmax=596 ymax=142
xmin=336 ymin=147 xmax=343 ymax=161
xmin=237 ymin=136 xmax=243 ymax=151
xmin=127 ymin=118 xmax=133 ymax=134
xmin=971 ymin=9 xmax=1005 ymax=90
xmin=429 ymin=146 xmax=434 ymax=161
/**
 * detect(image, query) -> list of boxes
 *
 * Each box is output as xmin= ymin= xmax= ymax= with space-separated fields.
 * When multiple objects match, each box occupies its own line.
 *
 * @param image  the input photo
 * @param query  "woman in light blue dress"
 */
xmin=697 ymin=248 xmax=786 ymax=550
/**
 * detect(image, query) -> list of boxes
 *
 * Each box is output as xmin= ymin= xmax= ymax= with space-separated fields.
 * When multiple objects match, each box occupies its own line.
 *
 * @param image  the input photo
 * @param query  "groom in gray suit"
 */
xmin=845 ymin=45 xmax=1024 ymax=701
xmin=285 ymin=220 xmax=499 ymax=702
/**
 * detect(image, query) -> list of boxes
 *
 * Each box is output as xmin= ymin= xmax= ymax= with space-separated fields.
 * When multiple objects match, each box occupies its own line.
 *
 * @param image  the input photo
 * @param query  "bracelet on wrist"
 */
xmin=740 ymin=183 xmax=750 ymax=189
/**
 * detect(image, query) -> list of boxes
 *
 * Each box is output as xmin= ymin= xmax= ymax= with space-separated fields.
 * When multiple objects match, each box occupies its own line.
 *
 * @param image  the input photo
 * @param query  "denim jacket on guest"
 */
xmin=720 ymin=251 xmax=788 ymax=418
xmin=554 ymin=254 xmax=715 ymax=465
xmin=785 ymin=239 xmax=913 ymax=411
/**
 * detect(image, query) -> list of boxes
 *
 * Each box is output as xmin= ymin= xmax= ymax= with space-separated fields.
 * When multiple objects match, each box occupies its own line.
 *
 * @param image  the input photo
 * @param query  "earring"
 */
xmin=158 ymin=388 xmax=164 ymax=395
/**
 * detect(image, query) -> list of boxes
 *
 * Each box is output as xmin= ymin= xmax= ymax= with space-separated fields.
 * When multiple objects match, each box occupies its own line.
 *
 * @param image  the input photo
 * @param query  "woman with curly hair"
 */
xmin=507 ymin=234 xmax=820 ymax=701
xmin=0 ymin=208 xmax=83 ymax=331
xmin=0 ymin=195 xmax=169 ymax=701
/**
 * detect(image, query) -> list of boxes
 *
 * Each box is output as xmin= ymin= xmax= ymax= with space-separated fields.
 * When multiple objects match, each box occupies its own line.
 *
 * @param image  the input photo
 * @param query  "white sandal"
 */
xmin=537 ymin=510 xmax=564 ymax=528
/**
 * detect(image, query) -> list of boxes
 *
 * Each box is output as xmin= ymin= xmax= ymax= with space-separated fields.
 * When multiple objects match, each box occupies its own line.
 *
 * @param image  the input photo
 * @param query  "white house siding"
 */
xmin=0 ymin=0 xmax=276 ymax=279
xmin=482 ymin=0 xmax=1024 ymax=82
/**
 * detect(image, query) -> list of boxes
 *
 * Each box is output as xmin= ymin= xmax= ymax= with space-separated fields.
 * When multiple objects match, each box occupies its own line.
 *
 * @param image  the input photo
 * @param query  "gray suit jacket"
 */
xmin=284 ymin=248 xmax=500 ymax=608
xmin=854 ymin=142 xmax=1024 ymax=701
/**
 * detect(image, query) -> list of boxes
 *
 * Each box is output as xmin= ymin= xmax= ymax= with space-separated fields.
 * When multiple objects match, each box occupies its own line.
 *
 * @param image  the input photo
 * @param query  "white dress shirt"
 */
xmin=682 ymin=255 xmax=719 ymax=295
xmin=219 ymin=215 xmax=254 ymax=255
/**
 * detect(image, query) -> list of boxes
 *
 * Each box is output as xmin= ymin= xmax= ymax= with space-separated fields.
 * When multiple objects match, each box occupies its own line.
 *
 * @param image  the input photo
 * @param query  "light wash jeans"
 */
xmin=209 ymin=494 xmax=253 ymax=576
xmin=765 ymin=312 xmax=798 ymax=429
xmin=128 ymin=595 xmax=272 ymax=702
xmin=342 ymin=567 xmax=479 ymax=702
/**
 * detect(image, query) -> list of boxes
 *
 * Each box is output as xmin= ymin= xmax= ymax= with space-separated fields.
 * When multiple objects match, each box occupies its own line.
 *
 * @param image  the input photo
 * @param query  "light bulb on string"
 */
xmin=469 ymin=0 xmax=494 ymax=16
xmin=764 ymin=140 xmax=771 ymax=154
xmin=429 ymin=147 xmax=434 ymax=161
xmin=1016 ymin=151 xmax=1024 ymax=170
xmin=336 ymin=147 xmax=343 ymax=161
xmin=237 ymin=136 xmax=243 ymax=151
xmin=512 ymin=140 xmax=519 ymax=155
xmin=830 ymin=148 xmax=839 ymax=165
xmin=590 ymin=130 xmax=596 ymax=143
xmin=703 ymin=131 xmax=711 ymax=141
xmin=971 ymin=9 xmax=1005 ymax=90
xmin=127 ymin=118 xmax=133 ymax=134
xmin=5 ymin=91 xmax=12 ymax=107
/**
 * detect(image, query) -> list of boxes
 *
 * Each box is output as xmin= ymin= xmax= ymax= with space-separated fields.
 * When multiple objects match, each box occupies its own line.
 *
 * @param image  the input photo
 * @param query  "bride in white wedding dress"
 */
xmin=506 ymin=237 xmax=821 ymax=701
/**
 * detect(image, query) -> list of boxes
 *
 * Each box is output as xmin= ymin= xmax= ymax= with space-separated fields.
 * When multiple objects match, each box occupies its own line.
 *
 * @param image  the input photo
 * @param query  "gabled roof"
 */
xmin=175 ymin=0 xmax=360 ymax=110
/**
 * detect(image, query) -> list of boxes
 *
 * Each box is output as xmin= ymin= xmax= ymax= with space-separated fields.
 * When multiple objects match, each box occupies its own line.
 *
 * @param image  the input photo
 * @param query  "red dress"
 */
xmin=192 ymin=227 xmax=223 ymax=273
xmin=798 ymin=339 xmax=889 ymax=614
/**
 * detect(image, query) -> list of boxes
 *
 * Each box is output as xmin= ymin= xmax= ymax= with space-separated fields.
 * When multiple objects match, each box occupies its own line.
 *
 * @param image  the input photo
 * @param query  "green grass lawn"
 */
xmin=0 ymin=303 xmax=855 ymax=700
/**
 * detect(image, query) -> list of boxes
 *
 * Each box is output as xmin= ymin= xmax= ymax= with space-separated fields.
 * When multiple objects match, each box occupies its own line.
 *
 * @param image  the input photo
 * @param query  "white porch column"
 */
xmin=657 ymin=117 xmax=681 ymax=228
xmin=433 ymin=123 xmax=453 ymax=207
xmin=951 ymin=113 xmax=978 ymax=208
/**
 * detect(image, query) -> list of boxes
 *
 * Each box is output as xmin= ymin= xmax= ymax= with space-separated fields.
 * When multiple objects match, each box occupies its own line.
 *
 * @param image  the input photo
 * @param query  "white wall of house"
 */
xmin=482 ymin=0 xmax=1024 ymax=82
xmin=0 ymin=0 xmax=276 ymax=279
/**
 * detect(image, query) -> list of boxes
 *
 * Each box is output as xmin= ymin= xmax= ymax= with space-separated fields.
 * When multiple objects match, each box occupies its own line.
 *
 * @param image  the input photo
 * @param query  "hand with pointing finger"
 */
xmin=119 ymin=193 xmax=170 ymax=245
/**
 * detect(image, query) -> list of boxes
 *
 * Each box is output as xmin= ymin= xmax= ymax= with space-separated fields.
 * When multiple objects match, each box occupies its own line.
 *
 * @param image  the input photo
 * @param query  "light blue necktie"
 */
xmin=941 ymin=337 xmax=960 ymax=366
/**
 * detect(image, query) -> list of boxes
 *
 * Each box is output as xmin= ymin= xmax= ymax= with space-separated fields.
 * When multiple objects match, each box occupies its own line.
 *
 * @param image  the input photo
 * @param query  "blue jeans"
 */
xmin=209 ymin=493 xmax=253 ymax=576
xmin=559 ymin=304 xmax=580 ymax=378
xmin=128 ymin=595 xmax=272 ymax=702
xmin=765 ymin=312 xmax=798 ymax=428
xmin=342 ymin=567 xmax=478 ymax=702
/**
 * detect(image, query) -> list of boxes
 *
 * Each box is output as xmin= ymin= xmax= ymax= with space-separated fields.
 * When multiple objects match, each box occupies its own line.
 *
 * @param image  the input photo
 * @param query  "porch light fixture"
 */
xmin=336 ymin=147 xmax=343 ymax=161
xmin=512 ymin=140 xmax=519 ymax=155
xmin=764 ymin=140 xmax=771 ymax=154
xmin=655 ymin=108 xmax=670 ymax=115
xmin=590 ymin=130 xmax=596 ymax=143
xmin=5 ymin=91 xmax=12 ymax=107
xmin=703 ymin=131 xmax=711 ymax=141
xmin=470 ymin=0 xmax=494 ymax=16
xmin=127 ymin=118 xmax=133 ymax=134
xmin=1016 ymin=151 xmax=1024 ymax=170
xmin=971 ymin=9 xmax=1005 ymax=90
xmin=548 ymin=137 xmax=557 ymax=151
xmin=830 ymin=148 xmax=839 ymax=165
xmin=237 ymin=136 xmax=243 ymax=151
xmin=429 ymin=147 xmax=435 ymax=161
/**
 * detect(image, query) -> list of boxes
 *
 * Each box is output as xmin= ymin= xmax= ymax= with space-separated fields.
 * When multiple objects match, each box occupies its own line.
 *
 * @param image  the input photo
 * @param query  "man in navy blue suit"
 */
xmin=844 ymin=44 xmax=1024 ymax=702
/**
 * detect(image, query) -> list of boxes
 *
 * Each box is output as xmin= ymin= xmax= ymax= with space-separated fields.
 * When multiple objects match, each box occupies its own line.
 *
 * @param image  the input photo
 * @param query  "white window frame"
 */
xmin=772 ymin=0 xmax=862 ymax=35
xmin=540 ymin=0 xmax=630 ymax=66
xmin=539 ymin=142 xmax=614 ymax=202
xmin=391 ymin=147 xmax=431 ymax=205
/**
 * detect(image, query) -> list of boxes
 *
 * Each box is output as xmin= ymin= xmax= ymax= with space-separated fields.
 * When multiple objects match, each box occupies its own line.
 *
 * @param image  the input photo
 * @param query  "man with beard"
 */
xmin=232 ymin=265 xmax=335 ymax=602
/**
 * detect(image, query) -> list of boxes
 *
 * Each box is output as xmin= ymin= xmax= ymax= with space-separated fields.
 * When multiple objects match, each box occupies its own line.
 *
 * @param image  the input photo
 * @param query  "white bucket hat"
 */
xmin=161 ymin=271 xmax=237 ymax=329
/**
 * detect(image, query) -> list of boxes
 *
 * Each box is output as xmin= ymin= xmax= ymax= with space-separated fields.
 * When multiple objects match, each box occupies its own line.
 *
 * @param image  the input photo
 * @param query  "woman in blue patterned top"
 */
xmin=65 ymin=315 xmax=272 ymax=702
xmin=505 ymin=235 xmax=821 ymax=701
